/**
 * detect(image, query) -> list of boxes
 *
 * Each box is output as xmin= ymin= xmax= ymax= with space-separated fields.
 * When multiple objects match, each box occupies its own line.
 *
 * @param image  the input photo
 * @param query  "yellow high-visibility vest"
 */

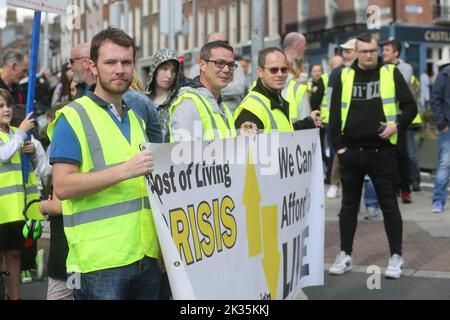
xmin=234 ymin=90 xmax=293 ymax=133
xmin=169 ymin=89 xmax=236 ymax=141
xmin=0 ymin=127 xmax=41 ymax=224
xmin=48 ymin=96 xmax=158 ymax=273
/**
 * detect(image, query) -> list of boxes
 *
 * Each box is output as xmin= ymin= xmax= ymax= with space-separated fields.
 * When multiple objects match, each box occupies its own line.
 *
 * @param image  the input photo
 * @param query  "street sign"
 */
xmin=7 ymin=0 xmax=69 ymax=15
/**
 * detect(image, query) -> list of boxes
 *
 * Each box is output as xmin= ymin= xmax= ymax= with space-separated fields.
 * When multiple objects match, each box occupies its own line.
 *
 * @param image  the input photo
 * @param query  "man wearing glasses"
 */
xmin=169 ymin=41 xmax=254 ymax=141
xmin=234 ymin=47 xmax=321 ymax=133
xmin=328 ymin=33 xmax=417 ymax=279
xmin=69 ymin=43 xmax=96 ymax=99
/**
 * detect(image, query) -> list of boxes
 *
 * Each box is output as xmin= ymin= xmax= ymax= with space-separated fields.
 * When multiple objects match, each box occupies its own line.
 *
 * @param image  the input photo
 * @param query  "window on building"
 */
xmin=229 ymin=3 xmax=238 ymax=45
xmin=188 ymin=14 xmax=194 ymax=49
xmin=152 ymin=22 xmax=158 ymax=54
xmin=207 ymin=9 xmax=216 ymax=36
xmin=219 ymin=6 xmax=227 ymax=38
xmin=240 ymin=0 xmax=250 ymax=42
xmin=152 ymin=0 xmax=159 ymax=14
xmin=268 ymin=0 xmax=278 ymax=37
xmin=178 ymin=34 xmax=186 ymax=52
xmin=143 ymin=0 xmax=150 ymax=16
xmin=198 ymin=9 xmax=205 ymax=47
xmin=129 ymin=11 xmax=134 ymax=38
xmin=143 ymin=25 xmax=149 ymax=57
xmin=135 ymin=8 xmax=141 ymax=47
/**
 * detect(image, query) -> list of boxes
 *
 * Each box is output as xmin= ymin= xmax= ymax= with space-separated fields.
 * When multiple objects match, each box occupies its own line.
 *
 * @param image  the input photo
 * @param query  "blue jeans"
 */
xmin=73 ymin=256 xmax=161 ymax=300
xmin=433 ymin=130 xmax=450 ymax=204
xmin=407 ymin=130 xmax=421 ymax=186
xmin=364 ymin=177 xmax=379 ymax=209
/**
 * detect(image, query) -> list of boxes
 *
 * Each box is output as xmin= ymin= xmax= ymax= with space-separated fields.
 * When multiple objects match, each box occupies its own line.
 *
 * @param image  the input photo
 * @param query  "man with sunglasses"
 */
xmin=328 ymin=33 xmax=417 ymax=279
xmin=170 ymin=41 xmax=255 ymax=141
xmin=234 ymin=47 xmax=321 ymax=133
xmin=69 ymin=43 xmax=96 ymax=99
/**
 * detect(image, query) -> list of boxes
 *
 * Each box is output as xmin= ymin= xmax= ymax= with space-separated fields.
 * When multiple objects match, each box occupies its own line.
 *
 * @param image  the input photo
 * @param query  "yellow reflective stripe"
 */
xmin=185 ymin=90 xmax=219 ymax=132
xmin=68 ymin=101 xmax=106 ymax=169
xmin=0 ymin=184 xmax=24 ymax=196
xmin=385 ymin=115 xmax=397 ymax=122
xmin=64 ymin=197 xmax=145 ymax=228
xmin=89 ymin=162 xmax=126 ymax=173
xmin=382 ymin=98 xmax=396 ymax=105
xmin=248 ymin=94 xmax=278 ymax=130
xmin=0 ymin=163 xmax=22 ymax=173
xmin=26 ymin=185 xmax=39 ymax=195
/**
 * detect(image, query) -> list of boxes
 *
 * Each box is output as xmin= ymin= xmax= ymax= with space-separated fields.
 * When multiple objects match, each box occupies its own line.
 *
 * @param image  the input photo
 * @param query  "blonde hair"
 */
xmin=130 ymin=72 xmax=145 ymax=93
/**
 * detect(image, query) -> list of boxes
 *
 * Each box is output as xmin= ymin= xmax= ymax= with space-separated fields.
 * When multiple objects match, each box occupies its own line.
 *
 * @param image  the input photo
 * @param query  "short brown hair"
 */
xmin=90 ymin=27 xmax=136 ymax=63
xmin=258 ymin=47 xmax=286 ymax=67
xmin=0 ymin=88 xmax=13 ymax=107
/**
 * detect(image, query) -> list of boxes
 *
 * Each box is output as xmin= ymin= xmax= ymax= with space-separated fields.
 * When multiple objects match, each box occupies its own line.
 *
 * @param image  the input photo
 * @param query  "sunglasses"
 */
xmin=69 ymin=56 xmax=89 ymax=64
xmin=262 ymin=67 xmax=289 ymax=74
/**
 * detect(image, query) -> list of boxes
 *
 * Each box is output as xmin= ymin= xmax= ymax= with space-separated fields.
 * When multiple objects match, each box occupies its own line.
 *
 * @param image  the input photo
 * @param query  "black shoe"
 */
xmin=412 ymin=184 xmax=421 ymax=192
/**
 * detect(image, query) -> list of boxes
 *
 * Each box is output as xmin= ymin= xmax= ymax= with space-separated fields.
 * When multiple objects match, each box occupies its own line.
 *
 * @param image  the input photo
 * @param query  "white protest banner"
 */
xmin=145 ymin=129 xmax=324 ymax=300
xmin=7 ymin=0 xmax=69 ymax=14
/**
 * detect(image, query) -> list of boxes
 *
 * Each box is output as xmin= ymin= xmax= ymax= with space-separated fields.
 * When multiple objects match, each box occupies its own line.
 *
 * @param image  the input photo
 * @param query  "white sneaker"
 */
xmin=326 ymin=185 xmax=339 ymax=199
xmin=364 ymin=206 xmax=381 ymax=220
xmin=385 ymin=254 xmax=404 ymax=279
xmin=329 ymin=251 xmax=352 ymax=275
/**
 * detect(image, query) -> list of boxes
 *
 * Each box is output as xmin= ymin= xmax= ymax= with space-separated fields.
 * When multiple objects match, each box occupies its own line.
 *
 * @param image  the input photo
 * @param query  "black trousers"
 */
xmin=396 ymin=129 xmax=411 ymax=193
xmin=338 ymin=146 xmax=403 ymax=256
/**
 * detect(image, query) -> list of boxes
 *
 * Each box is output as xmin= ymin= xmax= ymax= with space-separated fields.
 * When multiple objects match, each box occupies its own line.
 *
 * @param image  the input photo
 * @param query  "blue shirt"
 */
xmin=50 ymin=91 xmax=131 ymax=166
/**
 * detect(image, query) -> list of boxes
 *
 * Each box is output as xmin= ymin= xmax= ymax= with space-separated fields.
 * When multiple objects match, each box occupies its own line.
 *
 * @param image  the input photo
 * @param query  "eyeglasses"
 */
xmin=204 ymin=59 xmax=238 ymax=71
xmin=358 ymin=49 xmax=378 ymax=56
xmin=69 ymin=56 xmax=88 ymax=64
xmin=262 ymin=67 xmax=289 ymax=74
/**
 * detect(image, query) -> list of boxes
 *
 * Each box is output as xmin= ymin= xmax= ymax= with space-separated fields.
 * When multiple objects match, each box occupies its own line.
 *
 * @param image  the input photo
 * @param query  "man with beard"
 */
xmin=48 ymin=28 xmax=161 ymax=300
xmin=68 ymin=43 xmax=96 ymax=98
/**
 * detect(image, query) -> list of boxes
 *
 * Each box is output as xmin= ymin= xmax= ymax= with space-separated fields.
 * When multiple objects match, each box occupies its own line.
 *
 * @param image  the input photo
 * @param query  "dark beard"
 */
xmin=97 ymin=75 xmax=132 ymax=95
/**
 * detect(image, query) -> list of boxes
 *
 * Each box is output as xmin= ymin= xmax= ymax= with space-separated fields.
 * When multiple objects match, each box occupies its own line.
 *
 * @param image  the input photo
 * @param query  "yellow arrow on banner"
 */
xmin=243 ymin=150 xmax=262 ymax=257
xmin=261 ymin=205 xmax=281 ymax=299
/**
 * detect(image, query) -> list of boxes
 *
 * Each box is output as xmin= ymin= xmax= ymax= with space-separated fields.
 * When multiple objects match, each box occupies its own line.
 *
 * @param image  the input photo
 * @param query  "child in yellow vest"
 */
xmin=0 ymin=88 xmax=35 ymax=300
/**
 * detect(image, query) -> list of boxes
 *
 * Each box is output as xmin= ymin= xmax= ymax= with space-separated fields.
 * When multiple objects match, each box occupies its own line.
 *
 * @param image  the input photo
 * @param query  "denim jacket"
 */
xmin=123 ymin=90 xmax=163 ymax=143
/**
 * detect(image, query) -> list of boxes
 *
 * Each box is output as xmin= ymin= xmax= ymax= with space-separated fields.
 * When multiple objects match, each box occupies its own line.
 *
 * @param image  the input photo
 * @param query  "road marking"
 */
xmin=324 ymin=263 xmax=450 ymax=279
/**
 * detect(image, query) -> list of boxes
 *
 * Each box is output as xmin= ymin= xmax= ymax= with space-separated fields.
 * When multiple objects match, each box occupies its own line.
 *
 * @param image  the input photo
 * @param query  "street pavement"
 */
xmin=18 ymin=173 xmax=450 ymax=300
xmin=304 ymin=172 xmax=450 ymax=300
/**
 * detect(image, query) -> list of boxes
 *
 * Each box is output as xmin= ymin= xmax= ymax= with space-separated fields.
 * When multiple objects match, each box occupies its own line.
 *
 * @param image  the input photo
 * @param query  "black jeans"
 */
xmin=396 ymin=129 xmax=411 ymax=193
xmin=338 ymin=146 xmax=403 ymax=256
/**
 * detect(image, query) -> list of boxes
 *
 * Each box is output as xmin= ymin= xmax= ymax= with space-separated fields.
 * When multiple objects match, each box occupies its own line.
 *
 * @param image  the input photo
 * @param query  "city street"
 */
xmin=19 ymin=173 xmax=450 ymax=300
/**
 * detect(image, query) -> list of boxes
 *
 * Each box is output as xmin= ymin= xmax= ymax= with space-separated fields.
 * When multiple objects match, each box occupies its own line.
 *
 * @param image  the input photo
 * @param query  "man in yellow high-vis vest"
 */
xmin=234 ymin=47 xmax=321 ymax=133
xmin=328 ymin=33 xmax=417 ymax=280
xmin=49 ymin=28 xmax=160 ymax=300
xmin=170 ymin=41 xmax=255 ymax=141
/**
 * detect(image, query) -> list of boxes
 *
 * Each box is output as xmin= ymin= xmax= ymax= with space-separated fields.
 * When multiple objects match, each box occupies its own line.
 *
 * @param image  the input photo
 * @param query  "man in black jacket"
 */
xmin=234 ymin=47 xmax=321 ymax=132
xmin=328 ymin=33 xmax=417 ymax=279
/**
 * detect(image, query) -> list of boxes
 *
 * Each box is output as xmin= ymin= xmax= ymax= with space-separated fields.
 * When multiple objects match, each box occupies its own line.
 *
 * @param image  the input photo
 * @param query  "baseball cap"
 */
xmin=340 ymin=38 xmax=356 ymax=50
